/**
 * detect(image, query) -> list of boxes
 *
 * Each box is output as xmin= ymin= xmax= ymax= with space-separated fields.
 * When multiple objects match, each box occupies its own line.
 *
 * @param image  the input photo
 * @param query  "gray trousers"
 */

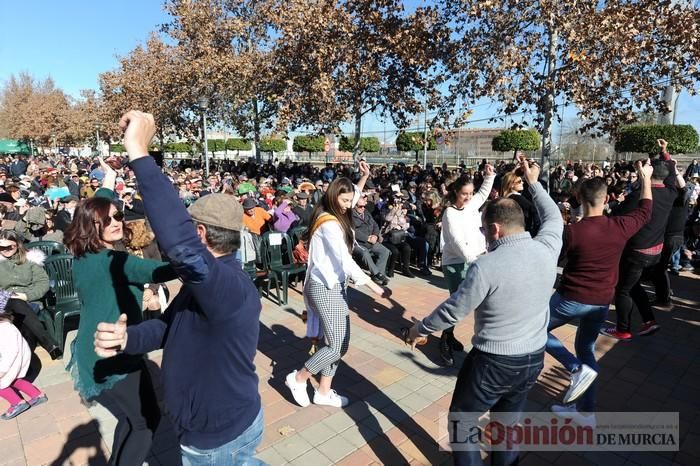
xmin=353 ymin=242 xmax=390 ymax=276
xmin=304 ymin=281 xmax=350 ymax=377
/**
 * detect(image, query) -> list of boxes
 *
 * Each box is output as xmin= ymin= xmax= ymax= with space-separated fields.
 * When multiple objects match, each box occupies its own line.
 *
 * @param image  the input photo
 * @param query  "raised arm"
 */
xmin=520 ymin=156 xmax=563 ymax=260
xmin=470 ymin=164 xmax=495 ymax=209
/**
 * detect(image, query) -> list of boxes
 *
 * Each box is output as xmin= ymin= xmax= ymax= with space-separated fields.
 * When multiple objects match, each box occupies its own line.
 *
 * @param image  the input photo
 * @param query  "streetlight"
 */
xmin=95 ymin=123 xmax=101 ymax=157
xmin=50 ymin=133 xmax=56 ymax=153
xmin=198 ymin=96 xmax=210 ymax=177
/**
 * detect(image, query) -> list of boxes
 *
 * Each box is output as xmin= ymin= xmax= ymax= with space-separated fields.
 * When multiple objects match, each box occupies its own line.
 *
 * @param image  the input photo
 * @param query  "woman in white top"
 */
xmin=286 ymin=162 xmax=390 ymax=408
xmin=437 ymin=164 xmax=495 ymax=366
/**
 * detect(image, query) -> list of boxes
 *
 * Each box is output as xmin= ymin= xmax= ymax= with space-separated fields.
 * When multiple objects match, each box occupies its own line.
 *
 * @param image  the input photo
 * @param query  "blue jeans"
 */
xmin=546 ymin=292 xmax=608 ymax=412
xmin=449 ymin=348 xmax=544 ymax=466
xmin=180 ymin=408 xmax=266 ymax=466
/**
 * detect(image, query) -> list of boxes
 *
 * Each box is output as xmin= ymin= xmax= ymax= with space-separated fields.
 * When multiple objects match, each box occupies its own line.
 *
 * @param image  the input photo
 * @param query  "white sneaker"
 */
xmin=563 ymin=364 xmax=597 ymax=404
xmin=551 ymin=404 xmax=596 ymax=429
xmin=285 ymin=371 xmax=310 ymax=407
xmin=313 ymin=389 xmax=349 ymax=408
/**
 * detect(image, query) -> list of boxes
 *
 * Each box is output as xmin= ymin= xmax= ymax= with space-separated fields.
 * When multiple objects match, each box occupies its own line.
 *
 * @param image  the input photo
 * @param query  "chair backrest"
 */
xmin=43 ymin=254 xmax=78 ymax=302
xmin=27 ymin=241 xmax=67 ymax=256
xmin=288 ymin=226 xmax=307 ymax=246
xmin=261 ymin=231 xmax=286 ymax=269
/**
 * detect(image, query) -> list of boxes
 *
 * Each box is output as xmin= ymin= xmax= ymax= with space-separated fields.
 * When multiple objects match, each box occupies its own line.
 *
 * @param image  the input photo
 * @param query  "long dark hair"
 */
xmin=64 ymin=197 xmax=129 ymax=257
xmin=303 ymin=177 xmax=355 ymax=252
xmin=447 ymin=175 xmax=474 ymax=206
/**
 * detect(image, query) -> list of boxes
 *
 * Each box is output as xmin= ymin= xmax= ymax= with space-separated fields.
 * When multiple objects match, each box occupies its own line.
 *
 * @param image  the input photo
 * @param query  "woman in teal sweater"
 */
xmin=64 ymin=195 xmax=176 ymax=466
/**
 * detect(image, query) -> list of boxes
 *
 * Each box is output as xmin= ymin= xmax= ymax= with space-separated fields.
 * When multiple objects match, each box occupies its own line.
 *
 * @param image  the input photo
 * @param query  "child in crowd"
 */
xmin=0 ymin=290 xmax=48 ymax=420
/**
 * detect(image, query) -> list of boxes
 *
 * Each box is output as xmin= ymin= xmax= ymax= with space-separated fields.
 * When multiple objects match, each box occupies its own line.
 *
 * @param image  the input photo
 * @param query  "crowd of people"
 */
xmin=0 ymin=111 xmax=699 ymax=465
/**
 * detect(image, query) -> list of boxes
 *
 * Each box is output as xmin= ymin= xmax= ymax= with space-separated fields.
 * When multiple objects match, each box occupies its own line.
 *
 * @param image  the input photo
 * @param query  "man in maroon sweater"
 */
xmin=602 ymin=157 xmax=683 ymax=340
xmin=546 ymin=161 xmax=653 ymax=424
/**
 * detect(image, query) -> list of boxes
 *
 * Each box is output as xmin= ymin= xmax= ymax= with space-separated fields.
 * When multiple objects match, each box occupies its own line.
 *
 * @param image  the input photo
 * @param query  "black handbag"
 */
xmin=389 ymin=229 xmax=407 ymax=245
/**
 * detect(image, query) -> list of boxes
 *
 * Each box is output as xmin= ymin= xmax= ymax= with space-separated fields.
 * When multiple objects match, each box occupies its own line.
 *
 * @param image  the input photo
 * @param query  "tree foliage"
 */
xmin=614 ymin=124 xmax=699 ymax=155
xmin=270 ymin=0 xmax=443 ymax=158
xmin=491 ymin=129 xmax=541 ymax=153
xmin=437 ymin=0 xmax=700 ymax=138
xmin=395 ymin=131 xmax=437 ymax=160
xmin=293 ymin=135 xmax=325 ymax=155
xmin=338 ymin=135 xmax=380 ymax=153
xmin=226 ymin=138 xmax=252 ymax=151
xmin=259 ymin=137 xmax=286 ymax=154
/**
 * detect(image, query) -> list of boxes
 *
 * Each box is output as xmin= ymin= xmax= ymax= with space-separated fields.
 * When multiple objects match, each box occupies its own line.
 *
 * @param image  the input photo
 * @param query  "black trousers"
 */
xmin=95 ymin=364 xmax=161 ymax=466
xmin=652 ymin=236 xmax=684 ymax=304
xmin=7 ymin=298 xmax=58 ymax=352
xmin=383 ymin=240 xmax=412 ymax=272
xmin=615 ymin=250 xmax=660 ymax=332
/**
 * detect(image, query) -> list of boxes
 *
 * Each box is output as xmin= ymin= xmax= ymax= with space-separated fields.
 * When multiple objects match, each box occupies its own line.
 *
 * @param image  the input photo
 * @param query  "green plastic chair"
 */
xmin=39 ymin=254 xmax=81 ymax=355
xmin=261 ymin=232 xmax=306 ymax=305
xmin=26 ymin=241 xmax=67 ymax=257
xmin=243 ymin=260 xmax=269 ymax=297
xmin=288 ymin=226 xmax=307 ymax=247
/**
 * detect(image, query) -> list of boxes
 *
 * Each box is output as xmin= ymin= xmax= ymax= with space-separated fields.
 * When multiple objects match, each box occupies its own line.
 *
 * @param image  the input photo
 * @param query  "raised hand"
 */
xmin=484 ymin=163 xmax=494 ymax=176
xmin=358 ymin=160 xmax=370 ymax=177
xmin=517 ymin=154 xmax=540 ymax=186
xmin=94 ymin=313 xmax=128 ymax=358
xmin=118 ymin=111 xmax=156 ymax=162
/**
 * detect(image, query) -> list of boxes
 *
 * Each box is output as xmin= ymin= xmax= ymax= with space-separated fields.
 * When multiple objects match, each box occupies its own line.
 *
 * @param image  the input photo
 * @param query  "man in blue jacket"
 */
xmin=94 ymin=111 xmax=263 ymax=465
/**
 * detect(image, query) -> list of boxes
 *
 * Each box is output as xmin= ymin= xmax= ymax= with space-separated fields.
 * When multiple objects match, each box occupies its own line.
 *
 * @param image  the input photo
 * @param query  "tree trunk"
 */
xmin=540 ymin=22 xmax=558 ymax=191
xmin=253 ymin=97 xmax=261 ymax=163
xmin=353 ymin=107 xmax=362 ymax=162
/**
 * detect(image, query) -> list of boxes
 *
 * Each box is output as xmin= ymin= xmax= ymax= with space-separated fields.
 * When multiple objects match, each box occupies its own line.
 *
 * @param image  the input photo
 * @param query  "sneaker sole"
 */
xmin=563 ymin=371 xmax=597 ymax=404
xmin=638 ymin=326 xmax=660 ymax=337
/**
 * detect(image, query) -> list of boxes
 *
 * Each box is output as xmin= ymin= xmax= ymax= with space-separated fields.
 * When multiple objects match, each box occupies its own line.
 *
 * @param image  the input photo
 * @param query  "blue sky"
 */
xmin=1 ymin=0 xmax=698 ymax=142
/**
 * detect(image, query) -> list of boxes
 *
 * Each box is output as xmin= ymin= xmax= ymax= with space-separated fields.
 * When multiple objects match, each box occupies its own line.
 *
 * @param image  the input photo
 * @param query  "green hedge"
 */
xmin=614 ymin=124 xmax=699 ymax=155
xmin=491 ymin=129 xmax=540 ymax=153
xmin=259 ymin=137 xmax=286 ymax=153
xmin=395 ymin=131 xmax=437 ymax=154
xmin=293 ymin=135 xmax=325 ymax=154
xmin=163 ymin=142 xmax=194 ymax=153
xmin=226 ymin=138 xmax=252 ymax=151
xmin=109 ymin=144 xmax=126 ymax=153
xmin=338 ymin=135 xmax=381 ymax=153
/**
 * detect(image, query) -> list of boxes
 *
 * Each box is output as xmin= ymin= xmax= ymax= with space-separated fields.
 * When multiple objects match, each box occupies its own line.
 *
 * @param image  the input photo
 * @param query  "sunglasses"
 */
xmin=97 ymin=211 xmax=125 ymax=227
xmin=0 ymin=244 xmax=17 ymax=252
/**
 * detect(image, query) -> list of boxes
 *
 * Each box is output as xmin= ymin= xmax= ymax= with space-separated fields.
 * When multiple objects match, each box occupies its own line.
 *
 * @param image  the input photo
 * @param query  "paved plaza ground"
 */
xmin=1 ymin=268 xmax=699 ymax=466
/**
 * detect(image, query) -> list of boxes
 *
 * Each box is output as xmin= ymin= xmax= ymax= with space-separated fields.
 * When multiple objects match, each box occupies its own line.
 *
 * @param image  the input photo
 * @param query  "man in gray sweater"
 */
xmin=409 ymin=158 xmax=563 ymax=466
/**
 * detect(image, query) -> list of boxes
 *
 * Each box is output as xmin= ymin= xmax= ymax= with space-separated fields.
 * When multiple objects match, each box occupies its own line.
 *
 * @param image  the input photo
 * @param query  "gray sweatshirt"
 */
xmin=420 ymin=183 xmax=563 ymax=356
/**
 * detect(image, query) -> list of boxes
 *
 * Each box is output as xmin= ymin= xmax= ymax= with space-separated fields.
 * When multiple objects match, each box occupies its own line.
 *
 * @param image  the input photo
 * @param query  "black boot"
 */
xmin=401 ymin=266 xmax=415 ymax=278
xmin=439 ymin=333 xmax=454 ymax=367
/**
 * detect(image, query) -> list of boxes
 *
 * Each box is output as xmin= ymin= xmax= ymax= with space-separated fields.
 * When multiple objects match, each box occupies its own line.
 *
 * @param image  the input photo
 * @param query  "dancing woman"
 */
xmin=437 ymin=164 xmax=495 ymax=366
xmin=64 ymin=197 xmax=176 ymax=465
xmin=286 ymin=162 xmax=390 ymax=408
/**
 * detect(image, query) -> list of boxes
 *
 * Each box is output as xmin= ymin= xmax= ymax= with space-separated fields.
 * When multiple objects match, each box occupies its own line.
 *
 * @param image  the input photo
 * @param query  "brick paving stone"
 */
xmin=1 ymin=435 xmax=25 ymax=464
xmin=271 ymin=434 xmax=314 ymax=462
xmin=339 ymin=423 xmax=377 ymax=448
xmin=0 ymin=418 xmax=19 ymax=441
xmin=315 ymin=435 xmax=356 ymax=463
xmin=321 ymin=411 xmax=356 ymax=434
xmin=334 ymin=447 xmax=377 ymax=466
xmin=289 ymin=447 xmax=333 ymax=466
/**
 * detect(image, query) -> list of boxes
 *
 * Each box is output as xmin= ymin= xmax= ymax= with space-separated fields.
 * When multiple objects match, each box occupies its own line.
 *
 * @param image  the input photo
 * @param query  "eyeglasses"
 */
xmin=96 ymin=211 xmax=124 ymax=227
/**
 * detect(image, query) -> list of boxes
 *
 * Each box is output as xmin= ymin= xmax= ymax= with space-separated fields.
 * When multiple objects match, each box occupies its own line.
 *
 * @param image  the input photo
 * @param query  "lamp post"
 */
xmin=198 ymin=96 xmax=210 ymax=177
xmin=50 ymin=133 xmax=56 ymax=153
xmin=95 ymin=123 xmax=101 ymax=156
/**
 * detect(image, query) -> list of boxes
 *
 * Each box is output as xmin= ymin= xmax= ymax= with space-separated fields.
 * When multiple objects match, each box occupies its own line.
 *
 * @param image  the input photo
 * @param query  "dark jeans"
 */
xmin=383 ymin=239 xmax=412 ymax=272
xmin=408 ymin=234 xmax=429 ymax=268
xmin=652 ymin=236 xmax=684 ymax=303
xmin=449 ymin=347 xmax=545 ymax=466
xmin=95 ymin=364 xmax=161 ymax=466
xmin=7 ymin=298 xmax=58 ymax=352
xmin=615 ymin=250 xmax=660 ymax=332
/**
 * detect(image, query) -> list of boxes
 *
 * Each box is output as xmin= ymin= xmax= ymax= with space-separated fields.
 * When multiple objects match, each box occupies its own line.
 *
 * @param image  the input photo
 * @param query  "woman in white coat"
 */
xmin=437 ymin=164 xmax=495 ymax=366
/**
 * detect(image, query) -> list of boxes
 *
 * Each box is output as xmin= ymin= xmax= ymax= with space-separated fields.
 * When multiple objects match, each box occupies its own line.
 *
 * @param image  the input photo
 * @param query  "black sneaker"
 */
xmin=439 ymin=333 xmax=454 ymax=367
xmin=401 ymin=267 xmax=415 ymax=278
xmin=446 ymin=333 xmax=464 ymax=352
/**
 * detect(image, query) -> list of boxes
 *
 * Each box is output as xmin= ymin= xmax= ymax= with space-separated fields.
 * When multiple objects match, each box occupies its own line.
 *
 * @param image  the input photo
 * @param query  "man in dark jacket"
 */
xmin=352 ymin=193 xmax=390 ymax=285
xmin=292 ymin=192 xmax=313 ymax=227
xmin=94 ymin=111 xmax=263 ymax=464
